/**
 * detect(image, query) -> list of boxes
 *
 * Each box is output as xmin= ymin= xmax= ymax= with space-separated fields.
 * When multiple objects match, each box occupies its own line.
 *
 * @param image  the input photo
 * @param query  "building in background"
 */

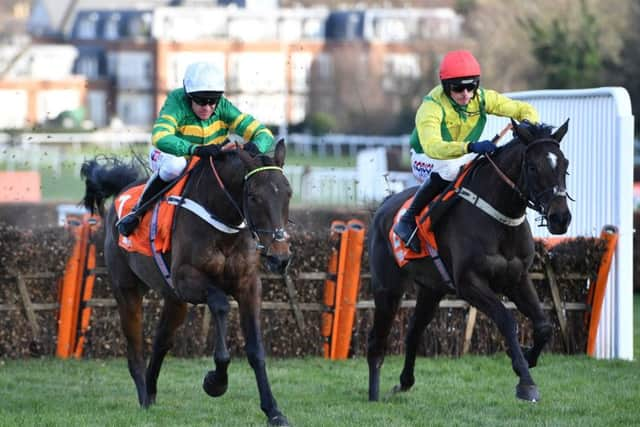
xmin=1 ymin=0 xmax=467 ymax=133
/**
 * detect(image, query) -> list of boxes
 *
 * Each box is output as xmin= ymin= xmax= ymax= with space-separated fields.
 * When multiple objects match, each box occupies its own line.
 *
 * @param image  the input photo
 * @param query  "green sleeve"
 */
xmin=217 ymin=98 xmax=274 ymax=153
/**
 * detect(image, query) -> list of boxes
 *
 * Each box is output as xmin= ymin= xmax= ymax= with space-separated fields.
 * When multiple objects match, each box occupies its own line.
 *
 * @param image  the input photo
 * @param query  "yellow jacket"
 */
xmin=410 ymin=85 xmax=539 ymax=159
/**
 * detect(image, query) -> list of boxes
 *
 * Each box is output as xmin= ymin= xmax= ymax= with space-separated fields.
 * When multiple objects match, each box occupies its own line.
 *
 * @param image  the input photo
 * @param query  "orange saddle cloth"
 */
xmin=114 ymin=164 xmax=195 ymax=256
xmin=388 ymin=197 xmax=439 ymax=268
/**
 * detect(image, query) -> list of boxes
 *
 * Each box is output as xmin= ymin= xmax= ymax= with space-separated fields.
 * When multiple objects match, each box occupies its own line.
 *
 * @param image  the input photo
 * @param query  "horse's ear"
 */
xmin=237 ymin=145 xmax=257 ymax=167
xmin=512 ymin=119 xmax=534 ymax=143
xmin=552 ymin=119 xmax=570 ymax=143
xmin=274 ymin=138 xmax=286 ymax=167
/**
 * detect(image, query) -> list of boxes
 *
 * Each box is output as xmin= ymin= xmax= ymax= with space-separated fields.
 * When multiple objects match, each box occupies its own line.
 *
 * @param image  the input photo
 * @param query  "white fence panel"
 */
xmin=482 ymin=87 xmax=634 ymax=360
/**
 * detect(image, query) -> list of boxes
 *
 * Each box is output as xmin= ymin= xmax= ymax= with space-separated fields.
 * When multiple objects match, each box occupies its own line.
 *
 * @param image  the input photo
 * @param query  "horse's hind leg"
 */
xmin=145 ymin=296 xmax=188 ymax=404
xmin=367 ymin=286 xmax=403 ymax=402
xmin=236 ymin=278 xmax=288 ymax=426
xmin=203 ymin=285 xmax=231 ymax=398
xmin=503 ymin=278 xmax=552 ymax=368
xmin=113 ymin=283 xmax=150 ymax=407
xmin=396 ymin=286 xmax=445 ymax=393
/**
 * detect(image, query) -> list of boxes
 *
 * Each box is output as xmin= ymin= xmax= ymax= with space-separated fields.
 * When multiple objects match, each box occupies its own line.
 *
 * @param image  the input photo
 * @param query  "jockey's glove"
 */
xmin=467 ymin=140 xmax=497 ymax=154
xmin=193 ymin=144 xmax=222 ymax=158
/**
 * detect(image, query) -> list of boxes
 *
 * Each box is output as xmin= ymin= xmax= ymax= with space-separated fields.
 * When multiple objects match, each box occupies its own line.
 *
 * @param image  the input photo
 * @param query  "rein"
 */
xmin=483 ymin=136 xmax=567 ymax=222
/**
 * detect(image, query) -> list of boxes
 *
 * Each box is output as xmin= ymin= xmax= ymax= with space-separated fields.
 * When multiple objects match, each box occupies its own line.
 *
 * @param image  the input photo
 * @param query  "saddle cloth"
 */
xmin=115 ymin=162 xmax=195 ymax=256
xmin=389 ymin=160 xmax=474 ymax=268
xmin=389 ymin=198 xmax=439 ymax=268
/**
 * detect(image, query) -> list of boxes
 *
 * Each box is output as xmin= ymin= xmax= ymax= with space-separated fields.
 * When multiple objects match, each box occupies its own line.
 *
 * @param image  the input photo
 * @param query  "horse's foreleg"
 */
xmin=460 ymin=279 xmax=539 ymax=402
xmin=503 ymin=277 xmax=552 ymax=368
xmin=367 ymin=288 xmax=402 ymax=401
xmin=397 ymin=286 xmax=444 ymax=393
xmin=236 ymin=280 xmax=289 ymax=427
xmin=114 ymin=286 xmax=149 ymax=407
xmin=203 ymin=285 xmax=231 ymax=398
xmin=146 ymin=297 xmax=188 ymax=404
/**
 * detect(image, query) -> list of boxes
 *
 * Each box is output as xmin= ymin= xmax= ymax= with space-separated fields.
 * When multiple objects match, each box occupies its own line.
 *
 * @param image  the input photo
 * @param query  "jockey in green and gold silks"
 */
xmin=116 ymin=61 xmax=274 ymax=237
xmin=152 ymin=88 xmax=274 ymax=157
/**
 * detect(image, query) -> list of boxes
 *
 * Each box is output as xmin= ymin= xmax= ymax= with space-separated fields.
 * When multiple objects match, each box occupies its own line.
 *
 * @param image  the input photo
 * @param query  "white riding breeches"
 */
xmin=410 ymin=149 xmax=476 ymax=182
xmin=149 ymin=147 xmax=187 ymax=182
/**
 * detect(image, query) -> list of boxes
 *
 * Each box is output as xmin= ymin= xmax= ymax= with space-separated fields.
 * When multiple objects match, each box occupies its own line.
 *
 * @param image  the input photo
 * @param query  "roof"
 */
xmin=28 ymin=0 xmax=173 ymax=36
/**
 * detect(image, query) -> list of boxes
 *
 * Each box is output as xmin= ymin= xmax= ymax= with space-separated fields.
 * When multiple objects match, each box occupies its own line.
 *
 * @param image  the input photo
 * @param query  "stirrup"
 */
xmin=394 ymin=219 xmax=421 ymax=252
xmin=403 ymin=228 xmax=421 ymax=253
xmin=116 ymin=212 xmax=140 ymax=237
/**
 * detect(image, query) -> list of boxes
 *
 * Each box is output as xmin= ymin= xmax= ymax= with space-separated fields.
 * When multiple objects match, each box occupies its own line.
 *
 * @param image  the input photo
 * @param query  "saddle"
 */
xmin=389 ymin=162 xmax=474 ymax=268
xmin=115 ymin=160 xmax=197 ymax=256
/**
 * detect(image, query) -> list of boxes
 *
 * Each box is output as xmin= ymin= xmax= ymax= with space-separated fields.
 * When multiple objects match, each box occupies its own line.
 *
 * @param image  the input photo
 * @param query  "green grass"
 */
xmin=1 ymin=294 xmax=638 ymax=427
xmin=0 ymin=353 xmax=637 ymax=427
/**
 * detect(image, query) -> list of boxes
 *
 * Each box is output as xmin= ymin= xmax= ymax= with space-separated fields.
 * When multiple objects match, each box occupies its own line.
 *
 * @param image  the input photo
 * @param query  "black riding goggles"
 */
xmin=450 ymin=82 xmax=479 ymax=93
xmin=189 ymin=94 xmax=222 ymax=106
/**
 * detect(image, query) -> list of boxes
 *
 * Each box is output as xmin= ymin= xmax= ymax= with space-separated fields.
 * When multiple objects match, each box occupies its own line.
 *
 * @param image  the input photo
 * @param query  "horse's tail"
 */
xmin=80 ymin=156 xmax=142 ymax=216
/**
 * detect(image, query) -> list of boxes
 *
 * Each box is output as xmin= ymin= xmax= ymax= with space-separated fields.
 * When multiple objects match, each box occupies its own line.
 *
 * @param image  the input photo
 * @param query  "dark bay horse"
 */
xmin=81 ymin=140 xmax=292 ymax=426
xmin=367 ymin=120 xmax=571 ymax=403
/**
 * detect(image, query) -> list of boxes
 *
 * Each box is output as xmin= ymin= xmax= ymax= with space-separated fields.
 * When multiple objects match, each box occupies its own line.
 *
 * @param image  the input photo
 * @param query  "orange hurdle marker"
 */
xmin=586 ymin=225 xmax=619 ymax=357
xmin=321 ymin=221 xmax=347 ymax=359
xmin=56 ymin=217 xmax=89 ymax=358
xmin=331 ymin=219 xmax=366 ymax=360
xmin=73 ymin=216 xmax=100 ymax=358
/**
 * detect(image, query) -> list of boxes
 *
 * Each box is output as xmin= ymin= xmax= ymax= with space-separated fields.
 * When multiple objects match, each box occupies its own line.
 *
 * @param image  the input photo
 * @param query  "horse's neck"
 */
xmin=469 ymin=146 xmax=527 ymax=218
xmin=186 ymin=160 xmax=246 ymax=223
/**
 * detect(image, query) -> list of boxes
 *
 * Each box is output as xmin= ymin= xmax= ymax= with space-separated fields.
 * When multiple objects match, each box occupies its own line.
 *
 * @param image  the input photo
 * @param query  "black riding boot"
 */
xmin=393 ymin=173 xmax=447 ymax=252
xmin=116 ymin=173 xmax=168 ymax=237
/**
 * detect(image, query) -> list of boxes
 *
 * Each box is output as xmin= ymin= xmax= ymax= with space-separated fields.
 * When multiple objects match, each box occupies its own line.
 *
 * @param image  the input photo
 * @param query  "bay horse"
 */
xmin=81 ymin=140 xmax=292 ymax=426
xmin=367 ymin=120 xmax=571 ymax=403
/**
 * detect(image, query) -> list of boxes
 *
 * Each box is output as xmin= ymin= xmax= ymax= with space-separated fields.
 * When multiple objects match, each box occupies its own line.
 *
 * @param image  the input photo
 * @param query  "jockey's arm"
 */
xmin=484 ymin=89 xmax=540 ymax=123
xmin=217 ymin=98 xmax=275 ymax=153
xmin=152 ymin=94 xmax=194 ymax=157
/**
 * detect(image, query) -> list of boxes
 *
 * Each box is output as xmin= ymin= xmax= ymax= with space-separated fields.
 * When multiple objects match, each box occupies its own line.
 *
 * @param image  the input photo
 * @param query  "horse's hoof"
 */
xmin=202 ymin=370 xmax=228 ymax=397
xmin=516 ymin=384 xmax=540 ymax=402
xmin=267 ymin=413 xmax=290 ymax=426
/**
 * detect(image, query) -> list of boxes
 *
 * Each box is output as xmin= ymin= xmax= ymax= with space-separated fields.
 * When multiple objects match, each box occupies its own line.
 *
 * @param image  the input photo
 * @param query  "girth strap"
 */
xmin=456 ymin=187 xmax=526 ymax=227
xmin=150 ymin=202 xmax=178 ymax=297
xmin=166 ymin=195 xmax=247 ymax=233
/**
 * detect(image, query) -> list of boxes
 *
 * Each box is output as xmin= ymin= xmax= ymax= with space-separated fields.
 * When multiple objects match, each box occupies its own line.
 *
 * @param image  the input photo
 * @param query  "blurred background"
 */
xmin=0 ymin=0 xmax=638 ymax=206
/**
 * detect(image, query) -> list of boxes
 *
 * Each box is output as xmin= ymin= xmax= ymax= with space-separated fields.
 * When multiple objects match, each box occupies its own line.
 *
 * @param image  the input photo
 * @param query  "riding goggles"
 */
xmin=450 ymin=81 xmax=479 ymax=93
xmin=189 ymin=93 xmax=222 ymax=106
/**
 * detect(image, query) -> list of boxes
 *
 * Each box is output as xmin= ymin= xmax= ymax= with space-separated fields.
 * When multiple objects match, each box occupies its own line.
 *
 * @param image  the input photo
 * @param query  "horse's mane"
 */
xmin=495 ymin=121 xmax=556 ymax=154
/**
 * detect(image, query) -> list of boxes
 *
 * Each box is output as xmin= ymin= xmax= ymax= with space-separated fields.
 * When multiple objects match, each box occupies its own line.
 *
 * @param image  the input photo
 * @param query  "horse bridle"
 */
xmin=484 ymin=137 xmax=569 ymax=223
xmin=242 ymin=166 xmax=289 ymax=252
xmin=206 ymin=158 xmax=289 ymax=253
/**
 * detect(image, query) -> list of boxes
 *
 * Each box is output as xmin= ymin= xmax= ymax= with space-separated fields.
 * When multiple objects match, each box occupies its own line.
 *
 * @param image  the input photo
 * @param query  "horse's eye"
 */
xmin=527 ymin=164 xmax=537 ymax=173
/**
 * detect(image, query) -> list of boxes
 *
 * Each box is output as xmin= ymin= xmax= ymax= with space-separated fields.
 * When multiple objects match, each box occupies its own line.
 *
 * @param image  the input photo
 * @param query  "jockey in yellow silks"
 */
xmin=394 ymin=50 xmax=540 ymax=252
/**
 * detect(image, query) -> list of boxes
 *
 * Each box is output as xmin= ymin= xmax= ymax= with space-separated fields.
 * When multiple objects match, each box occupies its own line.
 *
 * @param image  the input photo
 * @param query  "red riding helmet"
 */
xmin=439 ymin=50 xmax=481 ymax=80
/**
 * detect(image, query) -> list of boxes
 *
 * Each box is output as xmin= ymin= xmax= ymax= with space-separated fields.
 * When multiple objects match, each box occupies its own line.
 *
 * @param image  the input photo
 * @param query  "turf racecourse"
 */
xmin=1 ymin=295 xmax=638 ymax=427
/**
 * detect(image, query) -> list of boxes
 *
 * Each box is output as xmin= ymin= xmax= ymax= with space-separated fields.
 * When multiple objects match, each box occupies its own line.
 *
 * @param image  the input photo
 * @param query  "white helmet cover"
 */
xmin=183 ymin=62 xmax=225 ymax=94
